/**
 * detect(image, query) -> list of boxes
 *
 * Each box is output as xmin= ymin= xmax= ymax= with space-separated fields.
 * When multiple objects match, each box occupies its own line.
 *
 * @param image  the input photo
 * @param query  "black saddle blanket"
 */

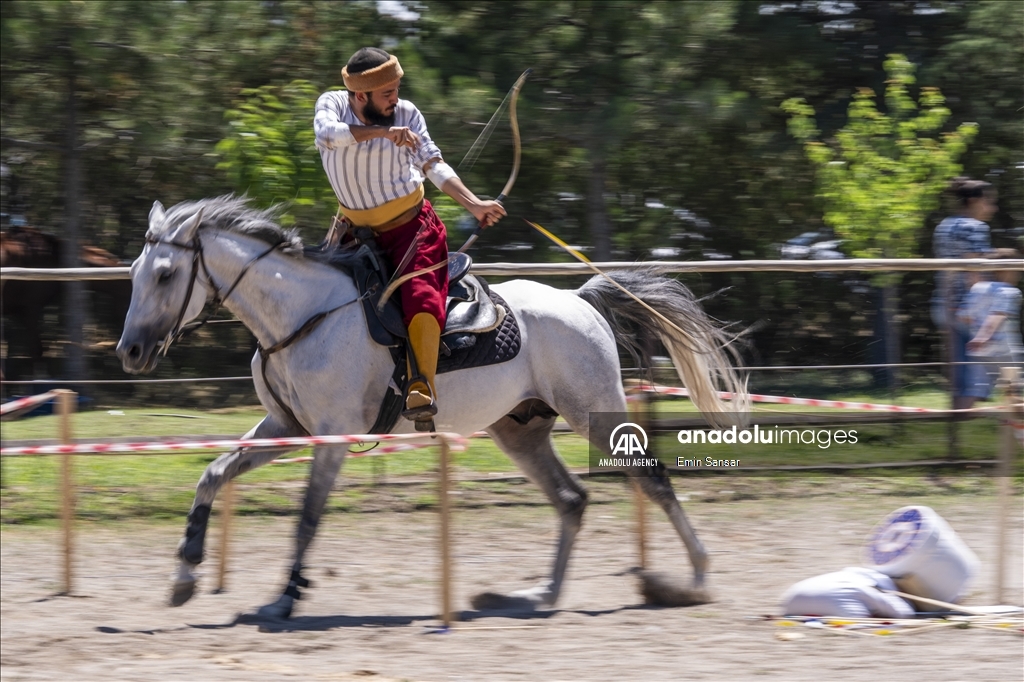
xmin=438 ymin=289 xmax=521 ymax=374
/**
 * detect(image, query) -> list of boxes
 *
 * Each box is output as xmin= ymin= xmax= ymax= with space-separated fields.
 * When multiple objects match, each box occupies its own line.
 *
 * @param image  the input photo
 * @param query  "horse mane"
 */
xmin=155 ymin=195 xmax=304 ymax=255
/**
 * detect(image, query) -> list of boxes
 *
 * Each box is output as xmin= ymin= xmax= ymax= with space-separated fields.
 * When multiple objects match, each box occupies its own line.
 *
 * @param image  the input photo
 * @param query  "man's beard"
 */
xmin=363 ymin=98 xmax=395 ymax=126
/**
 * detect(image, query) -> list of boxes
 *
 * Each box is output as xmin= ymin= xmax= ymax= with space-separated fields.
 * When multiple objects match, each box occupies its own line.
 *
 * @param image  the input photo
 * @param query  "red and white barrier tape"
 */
xmin=0 ymin=432 xmax=467 ymax=457
xmin=632 ymin=384 xmax=1023 ymax=415
xmin=638 ymin=385 xmax=937 ymax=412
xmin=271 ymin=441 xmax=425 ymax=464
xmin=0 ymin=391 xmax=58 ymax=417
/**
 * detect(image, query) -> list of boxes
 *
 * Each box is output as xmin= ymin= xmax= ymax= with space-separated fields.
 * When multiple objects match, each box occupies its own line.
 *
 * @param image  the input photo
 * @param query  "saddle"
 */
xmin=308 ymin=238 xmax=522 ymax=434
xmin=315 ymin=242 xmax=502 ymax=347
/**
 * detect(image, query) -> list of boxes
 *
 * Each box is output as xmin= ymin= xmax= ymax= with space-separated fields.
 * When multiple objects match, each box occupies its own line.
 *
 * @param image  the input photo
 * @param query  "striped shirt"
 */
xmin=314 ymin=91 xmax=443 ymax=210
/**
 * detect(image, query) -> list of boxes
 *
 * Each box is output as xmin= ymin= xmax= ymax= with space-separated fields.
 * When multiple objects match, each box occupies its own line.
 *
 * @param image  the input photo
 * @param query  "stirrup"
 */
xmin=402 ymin=375 xmax=438 ymax=424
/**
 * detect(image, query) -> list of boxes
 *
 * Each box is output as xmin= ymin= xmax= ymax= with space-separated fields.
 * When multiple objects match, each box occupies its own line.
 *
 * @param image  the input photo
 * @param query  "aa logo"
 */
xmin=609 ymin=423 xmax=648 ymax=456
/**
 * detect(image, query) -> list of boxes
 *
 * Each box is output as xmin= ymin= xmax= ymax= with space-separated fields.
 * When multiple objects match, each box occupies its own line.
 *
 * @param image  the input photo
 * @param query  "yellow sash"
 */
xmin=339 ymin=185 xmax=425 ymax=229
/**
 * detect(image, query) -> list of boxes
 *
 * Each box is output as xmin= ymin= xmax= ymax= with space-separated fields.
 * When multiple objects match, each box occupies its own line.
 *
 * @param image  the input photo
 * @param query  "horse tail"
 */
xmin=576 ymin=268 xmax=749 ymax=427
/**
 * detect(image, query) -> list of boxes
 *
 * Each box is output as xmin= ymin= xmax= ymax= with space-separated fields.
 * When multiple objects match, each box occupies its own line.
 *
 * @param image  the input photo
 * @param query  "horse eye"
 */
xmin=158 ymin=270 xmax=174 ymax=284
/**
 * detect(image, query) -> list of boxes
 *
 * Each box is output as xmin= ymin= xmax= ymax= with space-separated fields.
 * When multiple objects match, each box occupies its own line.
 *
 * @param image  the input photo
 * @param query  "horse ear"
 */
xmin=149 ymin=200 xmax=165 ymax=227
xmin=179 ymin=207 xmax=205 ymax=242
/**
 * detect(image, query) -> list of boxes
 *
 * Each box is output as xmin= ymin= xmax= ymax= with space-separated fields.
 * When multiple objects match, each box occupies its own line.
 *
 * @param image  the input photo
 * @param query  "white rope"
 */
xmin=5 ymin=258 xmax=1022 ymax=281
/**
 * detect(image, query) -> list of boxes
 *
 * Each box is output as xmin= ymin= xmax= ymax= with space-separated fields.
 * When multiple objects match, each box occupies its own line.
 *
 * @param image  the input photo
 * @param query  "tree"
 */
xmin=3 ymin=1 xmax=1020 ymax=386
xmin=418 ymin=0 xmax=740 ymax=260
xmin=927 ymin=0 xmax=1024 ymax=241
xmin=0 ymin=1 xmax=171 ymax=379
xmin=782 ymin=54 xmax=978 ymax=388
xmin=214 ymin=80 xmax=338 ymax=228
xmin=782 ymin=55 xmax=977 ymax=260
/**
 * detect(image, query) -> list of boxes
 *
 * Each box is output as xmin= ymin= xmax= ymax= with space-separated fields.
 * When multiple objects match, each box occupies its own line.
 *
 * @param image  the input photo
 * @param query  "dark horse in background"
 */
xmin=0 ymin=225 xmax=128 ymax=382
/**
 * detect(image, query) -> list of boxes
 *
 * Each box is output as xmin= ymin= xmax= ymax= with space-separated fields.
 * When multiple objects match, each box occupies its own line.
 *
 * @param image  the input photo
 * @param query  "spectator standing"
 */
xmin=958 ymin=249 xmax=1023 ymax=405
xmin=931 ymin=177 xmax=997 ymax=409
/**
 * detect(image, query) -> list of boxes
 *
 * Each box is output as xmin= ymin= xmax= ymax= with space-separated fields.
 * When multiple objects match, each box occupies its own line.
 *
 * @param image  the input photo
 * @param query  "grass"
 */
xmin=2 ymin=389 xmax=1018 ymax=524
xmin=0 ymin=406 xmax=591 ymax=523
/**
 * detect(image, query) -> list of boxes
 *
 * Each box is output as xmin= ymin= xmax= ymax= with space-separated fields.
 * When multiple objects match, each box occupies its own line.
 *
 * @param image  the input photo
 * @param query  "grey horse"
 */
xmin=116 ymin=196 xmax=748 ymax=618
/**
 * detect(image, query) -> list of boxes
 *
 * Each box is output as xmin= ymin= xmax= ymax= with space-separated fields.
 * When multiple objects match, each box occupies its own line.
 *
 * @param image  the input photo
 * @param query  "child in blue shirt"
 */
xmin=959 ymin=249 xmax=1023 ymax=401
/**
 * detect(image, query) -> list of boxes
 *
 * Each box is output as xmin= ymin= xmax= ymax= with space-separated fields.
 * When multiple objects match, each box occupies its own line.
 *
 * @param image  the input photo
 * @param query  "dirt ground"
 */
xmin=2 ymin=481 xmax=1022 ymax=681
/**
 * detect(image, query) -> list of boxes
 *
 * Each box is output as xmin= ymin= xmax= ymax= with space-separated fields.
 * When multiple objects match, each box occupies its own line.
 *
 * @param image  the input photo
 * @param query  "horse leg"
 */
xmin=171 ymin=415 xmax=303 ymax=606
xmin=560 ymin=394 xmax=711 ymax=604
xmin=632 ymin=465 xmax=710 ymax=599
xmin=256 ymin=444 xmax=346 ymax=619
xmin=471 ymin=408 xmax=587 ymax=611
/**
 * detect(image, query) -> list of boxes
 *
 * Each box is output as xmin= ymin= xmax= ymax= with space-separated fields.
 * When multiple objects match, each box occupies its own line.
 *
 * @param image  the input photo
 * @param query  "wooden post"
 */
xmin=632 ymin=480 xmax=647 ymax=569
xmin=56 ymin=389 xmax=76 ymax=595
xmin=944 ymin=275 xmax=958 ymax=459
xmin=995 ymin=366 xmax=1019 ymax=604
xmin=630 ymin=373 xmax=651 ymax=570
xmin=439 ymin=437 xmax=453 ymax=627
xmin=216 ymin=479 xmax=235 ymax=593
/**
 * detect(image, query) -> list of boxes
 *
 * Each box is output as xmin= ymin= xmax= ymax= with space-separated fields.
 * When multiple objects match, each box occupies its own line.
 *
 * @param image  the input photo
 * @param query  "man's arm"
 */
xmin=314 ymin=92 xmax=420 ymax=149
xmin=351 ymin=126 xmax=420 ymax=147
xmin=403 ymin=104 xmax=505 ymax=227
xmin=424 ymin=158 xmax=506 ymax=228
xmin=314 ymin=92 xmax=356 ymax=149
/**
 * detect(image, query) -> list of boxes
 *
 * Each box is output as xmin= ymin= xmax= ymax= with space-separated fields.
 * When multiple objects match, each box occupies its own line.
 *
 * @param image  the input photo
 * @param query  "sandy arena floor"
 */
xmin=2 ymin=482 xmax=1022 ymax=681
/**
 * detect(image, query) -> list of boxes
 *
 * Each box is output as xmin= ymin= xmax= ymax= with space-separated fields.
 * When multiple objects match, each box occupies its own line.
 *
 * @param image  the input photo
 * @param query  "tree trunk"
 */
xmin=586 ymin=133 xmax=612 ymax=262
xmin=63 ymin=44 xmax=86 ymax=382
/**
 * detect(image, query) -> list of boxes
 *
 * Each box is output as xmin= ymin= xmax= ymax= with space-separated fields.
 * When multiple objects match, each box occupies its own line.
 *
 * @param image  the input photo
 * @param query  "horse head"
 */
xmin=116 ymin=201 xmax=208 ymax=374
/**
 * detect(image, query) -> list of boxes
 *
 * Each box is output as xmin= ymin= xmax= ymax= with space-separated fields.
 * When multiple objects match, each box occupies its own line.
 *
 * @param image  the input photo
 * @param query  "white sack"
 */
xmin=780 ymin=567 xmax=915 ymax=619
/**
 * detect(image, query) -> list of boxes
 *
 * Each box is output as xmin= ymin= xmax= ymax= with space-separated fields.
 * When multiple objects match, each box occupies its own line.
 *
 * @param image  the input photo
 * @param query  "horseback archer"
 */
xmin=314 ymin=47 xmax=507 ymax=423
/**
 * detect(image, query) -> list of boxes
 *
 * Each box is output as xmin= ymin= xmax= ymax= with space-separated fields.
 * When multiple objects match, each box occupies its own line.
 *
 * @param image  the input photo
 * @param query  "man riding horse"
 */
xmin=314 ymin=47 xmax=506 ymax=423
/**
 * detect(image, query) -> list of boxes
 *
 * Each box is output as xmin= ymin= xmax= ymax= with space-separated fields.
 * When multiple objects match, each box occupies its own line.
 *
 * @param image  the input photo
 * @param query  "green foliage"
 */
xmin=2 ymin=1 xmax=1022 ymax=380
xmin=782 ymin=55 xmax=978 ymax=261
xmin=214 ymin=80 xmax=337 ymax=227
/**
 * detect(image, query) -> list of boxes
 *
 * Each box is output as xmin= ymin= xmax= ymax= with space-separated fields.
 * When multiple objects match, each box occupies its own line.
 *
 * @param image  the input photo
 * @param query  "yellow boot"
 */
xmin=403 ymin=312 xmax=441 ymax=421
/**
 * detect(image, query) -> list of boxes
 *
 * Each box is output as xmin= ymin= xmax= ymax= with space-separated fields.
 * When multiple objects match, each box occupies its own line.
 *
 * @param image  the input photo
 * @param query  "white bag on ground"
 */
xmin=780 ymin=567 xmax=915 ymax=619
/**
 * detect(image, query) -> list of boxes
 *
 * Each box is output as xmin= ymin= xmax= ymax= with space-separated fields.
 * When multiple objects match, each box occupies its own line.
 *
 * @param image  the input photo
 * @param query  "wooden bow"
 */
xmin=457 ymin=68 xmax=531 ymax=254
xmin=494 ymin=68 xmax=530 ymax=203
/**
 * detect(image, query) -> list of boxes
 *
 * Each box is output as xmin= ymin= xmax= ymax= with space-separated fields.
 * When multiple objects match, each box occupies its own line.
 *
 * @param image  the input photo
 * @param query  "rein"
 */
xmin=147 ymin=230 xmax=369 ymax=433
xmin=255 ymin=291 xmax=369 ymax=434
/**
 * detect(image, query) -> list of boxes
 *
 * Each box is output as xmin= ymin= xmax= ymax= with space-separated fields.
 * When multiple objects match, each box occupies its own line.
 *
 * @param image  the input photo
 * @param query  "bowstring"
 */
xmin=458 ymin=87 xmax=514 ymax=172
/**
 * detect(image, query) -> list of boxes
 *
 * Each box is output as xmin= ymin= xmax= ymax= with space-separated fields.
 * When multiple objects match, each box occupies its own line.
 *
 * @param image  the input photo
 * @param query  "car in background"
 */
xmin=809 ymin=238 xmax=847 ymax=260
xmin=778 ymin=231 xmax=869 ymax=292
xmin=779 ymin=231 xmax=822 ymax=259
xmin=778 ymin=232 xmax=850 ymax=259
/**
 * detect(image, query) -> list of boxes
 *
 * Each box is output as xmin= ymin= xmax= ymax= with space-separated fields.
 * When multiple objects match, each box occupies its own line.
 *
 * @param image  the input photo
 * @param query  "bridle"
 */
xmin=144 ymin=225 xmax=368 ymax=433
xmin=145 ymin=231 xmax=284 ymax=357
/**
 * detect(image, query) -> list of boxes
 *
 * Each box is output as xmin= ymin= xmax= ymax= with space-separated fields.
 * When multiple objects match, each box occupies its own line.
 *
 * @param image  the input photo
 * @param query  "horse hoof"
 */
xmin=170 ymin=578 xmax=196 ymax=607
xmin=471 ymin=583 xmax=555 ymax=612
xmin=471 ymin=592 xmax=540 ymax=612
xmin=637 ymin=570 xmax=712 ymax=607
xmin=256 ymin=595 xmax=294 ymax=620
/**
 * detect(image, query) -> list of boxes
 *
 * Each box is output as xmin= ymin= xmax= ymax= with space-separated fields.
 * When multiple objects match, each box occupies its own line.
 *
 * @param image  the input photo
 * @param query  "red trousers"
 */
xmin=374 ymin=199 xmax=449 ymax=327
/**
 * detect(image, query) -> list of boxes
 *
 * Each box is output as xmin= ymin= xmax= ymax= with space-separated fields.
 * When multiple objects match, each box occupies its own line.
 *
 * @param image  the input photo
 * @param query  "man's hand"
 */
xmin=385 ymin=126 xmax=420 ymax=148
xmin=432 ymin=173 xmax=508 ymax=229
xmin=468 ymin=199 xmax=507 ymax=229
